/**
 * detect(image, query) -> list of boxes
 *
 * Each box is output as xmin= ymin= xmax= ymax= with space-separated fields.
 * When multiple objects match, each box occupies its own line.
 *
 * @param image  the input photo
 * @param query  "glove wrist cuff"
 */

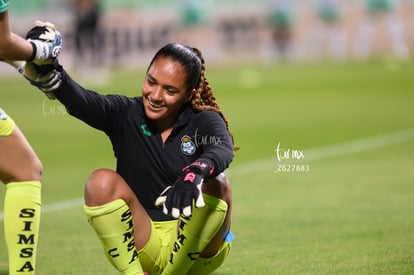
xmin=28 ymin=41 xmax=37 ymax=62
xmin=185 ymin=158 xmax=215 ymax=177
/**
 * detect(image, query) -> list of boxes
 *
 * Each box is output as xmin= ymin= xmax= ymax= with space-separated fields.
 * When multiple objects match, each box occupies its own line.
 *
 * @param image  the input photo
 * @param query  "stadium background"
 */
xmin=5 ymin=0 xmax=414 ymax=70
xmin=1 ymin=0 xmax=414 ymax=274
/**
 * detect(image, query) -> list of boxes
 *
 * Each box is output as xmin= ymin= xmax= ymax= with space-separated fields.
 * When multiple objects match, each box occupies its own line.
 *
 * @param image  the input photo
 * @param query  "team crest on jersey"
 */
xmin=0 ymin=108 xmax=8 ymax=120
xmin=181 ymin=135 xmax=196 ymax=155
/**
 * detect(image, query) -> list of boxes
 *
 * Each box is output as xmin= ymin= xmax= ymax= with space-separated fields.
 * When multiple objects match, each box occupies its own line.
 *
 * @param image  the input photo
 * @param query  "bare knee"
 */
xmin=202 ymin=173 xmax=232 ymax=206
xmin=84 ymin=168 xmax=121 ymax=206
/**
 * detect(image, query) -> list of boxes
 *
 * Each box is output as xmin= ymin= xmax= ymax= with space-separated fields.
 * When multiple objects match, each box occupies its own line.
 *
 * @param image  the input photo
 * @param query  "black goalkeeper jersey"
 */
xmin=54 ymin=70 xmax=234 ymax=221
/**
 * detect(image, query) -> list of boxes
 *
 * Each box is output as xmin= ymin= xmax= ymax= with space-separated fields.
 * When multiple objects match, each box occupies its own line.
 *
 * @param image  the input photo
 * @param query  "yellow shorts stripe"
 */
xmin=0 ymin=107 xmax=15 ymax=137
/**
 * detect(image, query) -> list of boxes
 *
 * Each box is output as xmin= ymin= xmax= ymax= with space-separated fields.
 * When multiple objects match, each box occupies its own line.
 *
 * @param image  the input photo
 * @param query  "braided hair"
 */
xmin=149 ymin=43 xmax=238 ymax=150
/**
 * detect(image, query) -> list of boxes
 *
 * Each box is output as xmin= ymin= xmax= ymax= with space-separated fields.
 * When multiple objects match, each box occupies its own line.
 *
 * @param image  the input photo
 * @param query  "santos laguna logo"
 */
xmin=180 ymin=129 xmax=223 ymax=156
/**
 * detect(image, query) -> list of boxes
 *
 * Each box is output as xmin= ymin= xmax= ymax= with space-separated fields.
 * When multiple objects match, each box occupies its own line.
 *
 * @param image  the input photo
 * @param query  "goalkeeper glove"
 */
xmin=155 ymin=159 xmax=215 ymax=218
xmin=26 ymin=21 xmax=62 ymax=65
xmin=22 ymin=61 xmax=62 ymax=99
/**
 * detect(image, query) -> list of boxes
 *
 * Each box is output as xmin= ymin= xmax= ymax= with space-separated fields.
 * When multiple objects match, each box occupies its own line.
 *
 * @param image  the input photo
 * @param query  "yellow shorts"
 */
xmin=138 ymin=220 xmax=233 ymax=275
xmin=0 ymin=107 xmax=15 ymax=137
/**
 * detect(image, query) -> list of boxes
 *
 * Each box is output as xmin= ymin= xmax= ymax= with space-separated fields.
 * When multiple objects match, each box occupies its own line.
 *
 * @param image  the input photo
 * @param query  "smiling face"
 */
xmin=142 ymin=56 xmax=192 ymax=131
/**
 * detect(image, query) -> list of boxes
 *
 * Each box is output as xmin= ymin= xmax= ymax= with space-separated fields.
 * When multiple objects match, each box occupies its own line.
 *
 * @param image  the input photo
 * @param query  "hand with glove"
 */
xmin=27 ymin=20 xmax=62 ymax=65
xmin=18 ymin=21 xmax=63 ymax=99
xmin=22 ymin=61 xmax=62 ymax=99
xmin=155 ymin=159 xmax=215 ymax=218
xmin=2 ymin=58 xmax=62 ymax=100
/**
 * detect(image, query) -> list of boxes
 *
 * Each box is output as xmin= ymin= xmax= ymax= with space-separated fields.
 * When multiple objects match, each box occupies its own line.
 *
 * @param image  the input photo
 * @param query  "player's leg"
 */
xmin=187 ymin=234 xmax=233 ymax=275
xmin=84 ymin=168 xmax=152 ymax=274
xmin=162 ymin=173 xmax=233 ymax=275
xmin=137 ymin=220 xmax=177 ymax=275
xmin=0 ymin=113 xmax=42 ymax=183
xmin=187 ymin=172 xmax=234 ymax=275
xmin=200 ymin=173 xmax=232 ymax=257
xmin=0 ymin=109 xmax=42 ymax=274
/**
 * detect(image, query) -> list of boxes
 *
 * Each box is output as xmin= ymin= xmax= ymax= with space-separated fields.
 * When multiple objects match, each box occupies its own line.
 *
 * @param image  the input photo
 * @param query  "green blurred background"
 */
xmin=1 ymin=60 xmax=413 ymax=274
xmin=1 ymin=0 xmax=414 ymax=274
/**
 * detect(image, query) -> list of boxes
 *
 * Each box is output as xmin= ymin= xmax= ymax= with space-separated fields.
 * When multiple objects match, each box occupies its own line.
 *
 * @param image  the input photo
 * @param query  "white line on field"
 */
xmin=227 ymin=127 xmax=414 ymax=176
xmin=0 ymin=198 xmax=84 ymax=222
xmin=1 ymin=128 xmax=414 ymax=221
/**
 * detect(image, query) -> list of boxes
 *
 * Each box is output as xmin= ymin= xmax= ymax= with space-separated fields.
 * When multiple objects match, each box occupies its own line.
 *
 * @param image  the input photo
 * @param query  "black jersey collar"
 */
xmin=141 ymin=100 xmax=193 ymax=133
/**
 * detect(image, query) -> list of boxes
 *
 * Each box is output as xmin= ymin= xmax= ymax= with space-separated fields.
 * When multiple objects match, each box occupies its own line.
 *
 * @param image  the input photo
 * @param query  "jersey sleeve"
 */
xmin=193 ymin=111 xmax=234 ymax=176
xmin=53 ymin=69 xmax=129 ymax=133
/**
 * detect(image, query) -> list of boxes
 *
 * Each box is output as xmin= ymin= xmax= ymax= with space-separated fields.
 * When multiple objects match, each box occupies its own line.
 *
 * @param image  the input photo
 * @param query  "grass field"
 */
xmin=1 ymin=59 xmax=414 ymax=274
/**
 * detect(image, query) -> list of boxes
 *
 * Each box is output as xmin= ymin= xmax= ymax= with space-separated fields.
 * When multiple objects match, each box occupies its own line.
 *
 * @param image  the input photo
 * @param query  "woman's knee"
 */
xmin=84 ymin=168 xmax=121 ymax=206
xmin=203 ymin=173 xmax=232 ymax=205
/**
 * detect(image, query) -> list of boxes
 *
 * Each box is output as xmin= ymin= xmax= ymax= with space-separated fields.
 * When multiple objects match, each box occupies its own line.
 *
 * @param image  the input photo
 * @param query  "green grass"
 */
xmin=1 ymin=59 xmax=414 ymax=274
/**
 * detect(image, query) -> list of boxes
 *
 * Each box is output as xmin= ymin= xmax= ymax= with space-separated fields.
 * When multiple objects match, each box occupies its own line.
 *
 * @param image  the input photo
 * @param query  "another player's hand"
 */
xmin=27 ymin=21 xmax=62 ymax=65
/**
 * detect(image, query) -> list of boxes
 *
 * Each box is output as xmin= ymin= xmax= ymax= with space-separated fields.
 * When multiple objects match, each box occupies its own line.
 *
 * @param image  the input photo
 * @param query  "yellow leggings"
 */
xmin=138 ymin=194 xmax=234 ymax=275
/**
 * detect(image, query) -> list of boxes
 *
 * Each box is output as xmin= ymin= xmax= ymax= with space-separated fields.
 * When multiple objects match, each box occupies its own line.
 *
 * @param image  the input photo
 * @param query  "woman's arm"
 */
xmin=1 ymin=10 xmax=62 ymax=62
xmin=0 ymin=11 xmax=33 ymax=60
xmin=193 ymin=111 xmax=234 ymax=176
xmin=53 ymin=68 xmax=129 ymax=133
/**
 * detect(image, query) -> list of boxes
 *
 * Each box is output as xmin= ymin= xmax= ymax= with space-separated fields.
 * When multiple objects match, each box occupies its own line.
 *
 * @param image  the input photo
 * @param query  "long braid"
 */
xmin=190 ymin=48 xmax=239 ymax=151
xmin=149 ymin=44 xmax=239 ymax=150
